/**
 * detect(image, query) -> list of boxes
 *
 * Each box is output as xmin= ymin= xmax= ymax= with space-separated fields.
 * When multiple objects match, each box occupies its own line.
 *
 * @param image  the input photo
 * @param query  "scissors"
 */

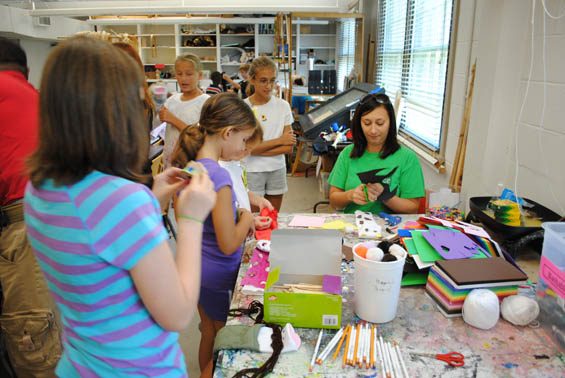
xmin=411 ymin=351 xmax=465 ymax=367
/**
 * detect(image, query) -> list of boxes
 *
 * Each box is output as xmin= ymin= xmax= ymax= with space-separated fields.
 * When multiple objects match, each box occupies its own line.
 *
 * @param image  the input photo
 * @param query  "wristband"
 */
xmin=178 ymin=215 xmax=204 ymax=224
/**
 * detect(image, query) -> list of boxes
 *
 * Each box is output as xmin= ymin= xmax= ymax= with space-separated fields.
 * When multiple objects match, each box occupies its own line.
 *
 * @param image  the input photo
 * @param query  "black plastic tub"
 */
xmin=468 ymin=196 xmax=562 ymax=240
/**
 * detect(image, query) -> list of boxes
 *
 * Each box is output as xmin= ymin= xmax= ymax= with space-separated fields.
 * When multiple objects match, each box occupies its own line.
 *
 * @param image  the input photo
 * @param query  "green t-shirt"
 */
xmin=328 ymin=144 xmax=425 ymax=214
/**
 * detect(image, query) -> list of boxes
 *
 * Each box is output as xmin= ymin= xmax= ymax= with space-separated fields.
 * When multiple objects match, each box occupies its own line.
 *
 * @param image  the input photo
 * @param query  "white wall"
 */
xmin=18 ymin=39 xmax=53 ymax=89
xmin=0 ymin=6 xmax=92 ymax=40
xmin=430 ymin=0 xmax=565 ymax=215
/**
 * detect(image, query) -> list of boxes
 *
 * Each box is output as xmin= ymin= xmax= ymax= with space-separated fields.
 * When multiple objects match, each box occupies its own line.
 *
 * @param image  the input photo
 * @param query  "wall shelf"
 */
xmin=96 ymin=17 xmax=337 ymax=81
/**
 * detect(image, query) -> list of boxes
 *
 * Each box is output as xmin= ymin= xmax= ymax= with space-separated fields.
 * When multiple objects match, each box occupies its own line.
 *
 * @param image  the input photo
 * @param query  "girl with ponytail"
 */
xmin=171 ymin=92 xmax=259 ymax=377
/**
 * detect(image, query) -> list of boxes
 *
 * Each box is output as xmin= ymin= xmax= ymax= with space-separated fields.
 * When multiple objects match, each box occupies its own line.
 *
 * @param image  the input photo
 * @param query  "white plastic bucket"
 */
xmin=353 ymin=244 xmax=406 ymax=323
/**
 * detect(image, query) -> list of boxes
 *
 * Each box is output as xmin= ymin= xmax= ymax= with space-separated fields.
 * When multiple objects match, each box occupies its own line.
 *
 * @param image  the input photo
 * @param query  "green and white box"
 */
xmin=264 ymin=229 xmax=343 ymax=329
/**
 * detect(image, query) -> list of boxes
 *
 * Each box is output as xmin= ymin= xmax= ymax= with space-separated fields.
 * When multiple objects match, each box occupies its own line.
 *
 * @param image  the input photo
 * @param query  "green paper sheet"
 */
xmin=401 ymin=272 xmax=429 ymax=286
xmin=410 ymin=230 xmax=443 ymax=262
xmin=401 ymin=237 xmax=419 ymax=256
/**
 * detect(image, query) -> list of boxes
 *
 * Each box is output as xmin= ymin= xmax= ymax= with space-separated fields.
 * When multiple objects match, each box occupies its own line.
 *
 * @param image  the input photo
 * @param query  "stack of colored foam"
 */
xmin=425 ymin=258 xmax=528 ymax=317
xmin=489 ymin=199 xmax=521 ymax=226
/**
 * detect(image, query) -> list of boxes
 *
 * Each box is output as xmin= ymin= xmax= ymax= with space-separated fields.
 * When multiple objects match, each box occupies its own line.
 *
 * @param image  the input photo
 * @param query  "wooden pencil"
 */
xmin=342 ymin=324 xmax=352 ymax=368
xmin=353 ymin=323 xmax=360 ymax=366
xmin=348 ymin=325 xmax=356 ymax=365
xmin=333 ymin=325 xmax=349 ymax=361
xmin=370 ymin=325 xmax=375 ymax=369
xmin=365 ymin=324 xmax=371 ymax=369
xmin=377 ymin=335 xmax=386 ymax=378
xmin=317 ymin=327 xmax=343 ymax=364
xmin=309 ymin=329 xmax=323 ymax=372
xmin=358 ymin=324 xmax=365 ymax=367
xmin=387 ymin=341 xmax=400 ymax=378
xmin=379 ymin=336 xmax=391 ymax=378
xmin=395 ymin=343 xmax=410 ymax=378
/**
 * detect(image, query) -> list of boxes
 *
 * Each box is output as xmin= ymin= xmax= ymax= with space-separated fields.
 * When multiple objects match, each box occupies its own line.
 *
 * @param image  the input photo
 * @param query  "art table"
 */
xmin=213 ymin=213 xmax=564 ymax=377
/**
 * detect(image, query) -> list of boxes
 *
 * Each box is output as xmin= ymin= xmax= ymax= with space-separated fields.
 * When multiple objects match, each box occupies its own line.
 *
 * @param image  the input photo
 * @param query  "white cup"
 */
xmin=353 ymin=243 xmax=406 ymax=323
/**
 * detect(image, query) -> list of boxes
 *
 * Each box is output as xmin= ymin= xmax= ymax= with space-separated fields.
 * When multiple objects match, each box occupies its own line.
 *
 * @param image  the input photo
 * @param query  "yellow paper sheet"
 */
xmin=320 ymin=220 xmax=356 ymax=231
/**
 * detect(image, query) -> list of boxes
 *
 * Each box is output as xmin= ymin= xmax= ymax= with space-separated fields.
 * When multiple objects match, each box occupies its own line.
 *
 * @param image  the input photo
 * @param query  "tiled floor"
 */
xmin=175 ymin=174 xmax=543 ymax=377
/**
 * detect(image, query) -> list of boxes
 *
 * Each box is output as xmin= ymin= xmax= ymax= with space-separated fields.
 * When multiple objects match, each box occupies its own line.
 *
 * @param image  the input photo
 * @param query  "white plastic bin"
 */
xmin=536 ymin=222 xmax=565 ymax=350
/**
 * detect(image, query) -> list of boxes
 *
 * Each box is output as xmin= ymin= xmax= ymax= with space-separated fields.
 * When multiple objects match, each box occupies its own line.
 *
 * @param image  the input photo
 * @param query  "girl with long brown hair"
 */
xmin=171 ymin=92 xmax=259 ymax=378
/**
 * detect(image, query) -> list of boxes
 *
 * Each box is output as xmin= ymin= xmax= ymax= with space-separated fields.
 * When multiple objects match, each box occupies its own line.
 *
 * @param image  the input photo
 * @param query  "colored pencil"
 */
xmin=395 ymin=343 xmax=410 ymax=378
xmin=333 ymin=325 xmax=349 ymax=361
xmin=309 ymin=329 xmax=323 ymax=372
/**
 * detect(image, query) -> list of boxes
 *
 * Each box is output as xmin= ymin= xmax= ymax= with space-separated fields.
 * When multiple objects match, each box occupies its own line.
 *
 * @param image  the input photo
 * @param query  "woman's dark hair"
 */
xmin=350 ymin=93 xmax=400 ymax=159
xmin=28 ymin=35 xmax=148 ymax=187
xmin=171 ymin=93 xmax=259 ymax=167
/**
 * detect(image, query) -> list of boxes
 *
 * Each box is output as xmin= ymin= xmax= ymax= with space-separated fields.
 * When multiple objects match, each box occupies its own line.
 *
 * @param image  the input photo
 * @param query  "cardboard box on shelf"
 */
xmin=264 ymin=229 xmax=342 ymax=329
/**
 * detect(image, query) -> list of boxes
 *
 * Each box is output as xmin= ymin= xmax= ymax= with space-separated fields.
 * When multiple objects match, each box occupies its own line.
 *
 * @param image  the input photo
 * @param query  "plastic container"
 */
xmin=353 ymin=243 xmax=406 ymax=323
xmin=536 ymin=222 xmax=565 ymax=350
xmin=425 ymin=186 xmax=466 ymax=220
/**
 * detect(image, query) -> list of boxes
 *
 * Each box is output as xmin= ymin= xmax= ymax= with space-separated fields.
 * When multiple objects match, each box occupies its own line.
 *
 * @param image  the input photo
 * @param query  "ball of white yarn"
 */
xmin=462 ymin=289 xmax=500 ymax=330
xmin=366 ymin=247 xmax=384 ymax=261
xmin=389 ymin=244 xmax=407 ymax=260
xmin=501 ymin=295 xmax=540 ymax=326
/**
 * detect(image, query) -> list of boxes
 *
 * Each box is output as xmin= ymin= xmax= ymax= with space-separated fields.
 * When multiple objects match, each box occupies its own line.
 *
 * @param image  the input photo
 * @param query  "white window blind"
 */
xmin=337 ymin=19 xmax=356 ymax=92
xmin=375 ymin=0 xmax=453 ymax=150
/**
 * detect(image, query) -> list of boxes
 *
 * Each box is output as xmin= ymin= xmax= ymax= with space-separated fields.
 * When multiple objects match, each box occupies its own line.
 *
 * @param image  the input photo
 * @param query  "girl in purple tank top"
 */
xmin=171 ymin=93 xmax=261 ymax=377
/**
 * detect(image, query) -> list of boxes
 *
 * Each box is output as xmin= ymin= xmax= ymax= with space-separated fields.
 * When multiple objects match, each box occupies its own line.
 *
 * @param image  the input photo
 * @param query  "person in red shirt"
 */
xmin=0 ymin=37 xmax=62 ymax=377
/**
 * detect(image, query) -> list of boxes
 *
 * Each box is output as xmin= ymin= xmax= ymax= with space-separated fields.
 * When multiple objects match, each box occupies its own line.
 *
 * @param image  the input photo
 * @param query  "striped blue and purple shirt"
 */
xmin=24 ymin=171 xmax=187 ymax=377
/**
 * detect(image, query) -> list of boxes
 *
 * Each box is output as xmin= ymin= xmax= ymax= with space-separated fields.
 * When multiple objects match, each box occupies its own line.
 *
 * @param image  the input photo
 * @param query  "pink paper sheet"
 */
xmin=288 ymin=215 xmax=326 ymax=228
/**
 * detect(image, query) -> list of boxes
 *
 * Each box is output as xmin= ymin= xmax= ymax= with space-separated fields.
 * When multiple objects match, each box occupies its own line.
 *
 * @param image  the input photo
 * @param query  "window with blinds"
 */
xmin=375 ymin=0 xmax=454 ymax=151
xmin=337 ymin=19 xmax=356 ymax=92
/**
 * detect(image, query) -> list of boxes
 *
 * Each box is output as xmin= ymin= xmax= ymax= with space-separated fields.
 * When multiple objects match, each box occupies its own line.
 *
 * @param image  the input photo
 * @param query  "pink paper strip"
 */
xmin=288 ymin=215 xmax=326 ymax=228
xmin=539 ymin=255 xmax=565 ymax=299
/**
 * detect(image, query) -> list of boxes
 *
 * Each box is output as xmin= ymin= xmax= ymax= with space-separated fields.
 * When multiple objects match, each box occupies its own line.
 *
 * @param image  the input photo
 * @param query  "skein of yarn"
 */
xmin=501 ymin=295 xmax=540 ymax=326
xmin=462 ymin=289 xmax=500 ymax=330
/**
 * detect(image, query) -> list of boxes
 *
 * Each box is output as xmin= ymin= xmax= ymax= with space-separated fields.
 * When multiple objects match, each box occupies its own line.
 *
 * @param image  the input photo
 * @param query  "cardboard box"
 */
xmin=264 ymin=229 xmax=342 ymax=329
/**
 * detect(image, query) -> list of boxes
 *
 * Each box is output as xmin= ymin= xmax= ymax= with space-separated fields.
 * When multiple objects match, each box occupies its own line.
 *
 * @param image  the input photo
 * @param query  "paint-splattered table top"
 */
xmin=214 ymin=213 xmax=564 ymax=378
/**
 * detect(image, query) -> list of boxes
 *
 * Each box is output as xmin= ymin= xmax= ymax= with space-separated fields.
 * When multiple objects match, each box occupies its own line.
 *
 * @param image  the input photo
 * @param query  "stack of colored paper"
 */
xmin=425 ymin=258 xmax=528 ymax=317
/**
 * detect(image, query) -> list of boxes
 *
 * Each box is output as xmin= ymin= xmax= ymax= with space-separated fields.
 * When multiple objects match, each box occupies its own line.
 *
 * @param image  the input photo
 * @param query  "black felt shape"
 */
xmin=381 ymin=254 xmax=397 ymax=262
xmin=356 ymin=167 xmax=397 ymax=184
xmin=356 ymin=167 xmax=398 ymax=202
xmin=377 ymin=240 xmax=393 ymax=254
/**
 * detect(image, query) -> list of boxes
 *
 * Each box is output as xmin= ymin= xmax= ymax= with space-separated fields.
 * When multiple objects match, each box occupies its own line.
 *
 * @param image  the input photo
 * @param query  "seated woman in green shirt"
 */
xmin=328 ymin=93 xmax=425 ymax=214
